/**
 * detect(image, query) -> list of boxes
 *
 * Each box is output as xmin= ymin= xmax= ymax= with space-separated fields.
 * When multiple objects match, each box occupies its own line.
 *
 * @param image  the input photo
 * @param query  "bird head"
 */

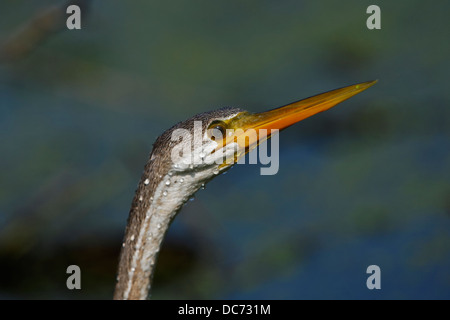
xmin=147 ymin=80 xmax=377 ymax=199
xmin=163 ymin=80 xmax=376 ymax=176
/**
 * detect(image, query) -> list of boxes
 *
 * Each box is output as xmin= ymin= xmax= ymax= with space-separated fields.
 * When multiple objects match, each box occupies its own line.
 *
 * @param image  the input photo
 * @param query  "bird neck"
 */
xmin=113 ymin=155 xmax=213 ymax=300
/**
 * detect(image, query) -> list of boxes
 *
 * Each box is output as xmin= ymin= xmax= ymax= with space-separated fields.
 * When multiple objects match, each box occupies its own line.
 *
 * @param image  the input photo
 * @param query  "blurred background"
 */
xmin=0 ymin=0 xmax=449 ymax=299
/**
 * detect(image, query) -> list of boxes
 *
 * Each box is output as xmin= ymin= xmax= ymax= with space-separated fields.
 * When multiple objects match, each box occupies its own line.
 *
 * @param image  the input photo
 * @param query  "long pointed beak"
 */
xmin=225 ymin=80 xmax=377 ymax=150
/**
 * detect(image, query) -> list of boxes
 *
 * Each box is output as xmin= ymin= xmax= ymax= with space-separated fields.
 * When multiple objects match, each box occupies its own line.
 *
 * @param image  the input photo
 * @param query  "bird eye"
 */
xmin=207 ymin=122 xmax=227 ymax=141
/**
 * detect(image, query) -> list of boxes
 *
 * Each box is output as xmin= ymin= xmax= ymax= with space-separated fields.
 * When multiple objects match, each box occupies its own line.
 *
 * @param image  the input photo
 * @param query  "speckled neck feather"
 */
xmin=113 ymin=107 xmax=243 ymax=300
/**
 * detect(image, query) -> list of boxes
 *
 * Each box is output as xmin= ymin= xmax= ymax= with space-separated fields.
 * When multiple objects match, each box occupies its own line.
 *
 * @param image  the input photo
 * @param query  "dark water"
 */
xmin=0 ymin=1 xmax=449 ymax=299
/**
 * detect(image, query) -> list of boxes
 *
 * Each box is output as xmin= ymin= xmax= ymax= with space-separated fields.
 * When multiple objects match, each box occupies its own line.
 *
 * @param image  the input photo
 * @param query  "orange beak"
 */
xmin=220 ymin=80 xmax=377 ymax=153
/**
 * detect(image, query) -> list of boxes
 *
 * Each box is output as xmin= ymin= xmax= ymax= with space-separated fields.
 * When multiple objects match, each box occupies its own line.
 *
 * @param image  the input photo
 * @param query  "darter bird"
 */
xmin=113 ymin=80 xmax=377 ymax=300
